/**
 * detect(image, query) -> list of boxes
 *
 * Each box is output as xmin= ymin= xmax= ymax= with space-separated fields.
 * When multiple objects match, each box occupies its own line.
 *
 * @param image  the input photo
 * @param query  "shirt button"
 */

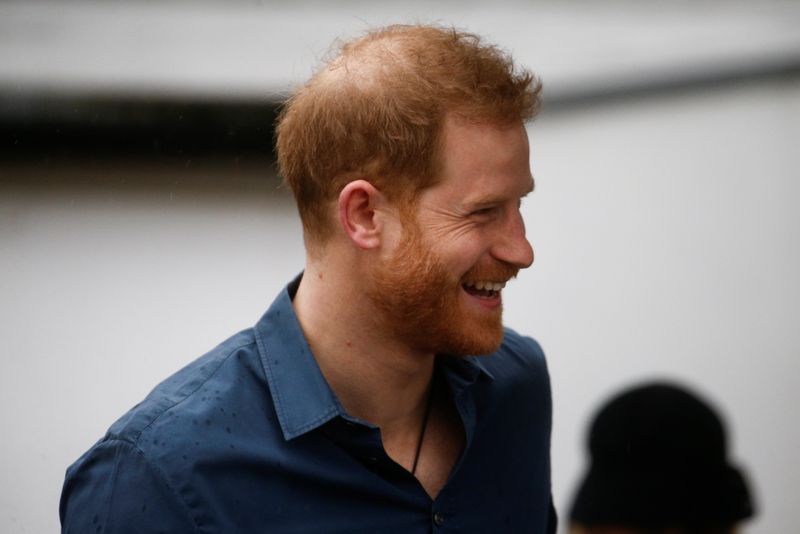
xmin=433 ymin=511 xmax=445 ymax=527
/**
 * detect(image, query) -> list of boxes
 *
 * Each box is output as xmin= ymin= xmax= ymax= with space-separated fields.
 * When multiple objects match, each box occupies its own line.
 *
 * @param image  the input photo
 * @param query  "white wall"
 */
xmin=0 ymin=164 xmax=305 ymax=533
xmin=512 ymin=79 xmax=800 ymax=532
xmin=2 ymin=78 xmax=798 ymax=533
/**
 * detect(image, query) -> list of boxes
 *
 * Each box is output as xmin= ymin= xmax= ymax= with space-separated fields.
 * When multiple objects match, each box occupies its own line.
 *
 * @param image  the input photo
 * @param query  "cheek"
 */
xmin=417 ymin=208 xmax=476 ymax=241
xmin=435 ymin=239 xmax=489 ymax=273
xmin=417 ymin=216 xmax=491 ymax=269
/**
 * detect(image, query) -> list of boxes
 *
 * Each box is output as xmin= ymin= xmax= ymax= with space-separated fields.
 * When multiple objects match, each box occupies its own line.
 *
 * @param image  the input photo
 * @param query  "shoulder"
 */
xmin=65 ymin=327 xmax=268 ymax=489
xmin=62 ymin=327 xmax=273 ymax=531
xmin=470 ymin=328 xmax=553 ymax=424
xmin=481 ymin=327 xmax=549 ymax=385
xmin=105 ymin=328 xmax=259 ymax=446
xmin=499 ymin=327 xmax=546 ymax=363
xmin=61 ymin=438 xmax=198 ymax=532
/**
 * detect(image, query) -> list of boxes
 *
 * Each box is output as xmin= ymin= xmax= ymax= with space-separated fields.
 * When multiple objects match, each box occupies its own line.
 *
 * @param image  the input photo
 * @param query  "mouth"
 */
xmin=461 ymin=280 xmax=506 ymax=308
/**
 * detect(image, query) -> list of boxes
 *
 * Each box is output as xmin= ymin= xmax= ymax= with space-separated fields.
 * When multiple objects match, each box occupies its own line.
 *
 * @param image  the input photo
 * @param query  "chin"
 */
xmin=434 ymin=313 xmax=505 ymax=356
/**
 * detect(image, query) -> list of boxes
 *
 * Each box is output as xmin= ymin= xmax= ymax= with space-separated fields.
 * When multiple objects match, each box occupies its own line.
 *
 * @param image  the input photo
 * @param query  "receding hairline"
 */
xmin=276 ymin=23 xmax=542 ymax=251
xmin=319 ymin=25 xmax=450 ymax=91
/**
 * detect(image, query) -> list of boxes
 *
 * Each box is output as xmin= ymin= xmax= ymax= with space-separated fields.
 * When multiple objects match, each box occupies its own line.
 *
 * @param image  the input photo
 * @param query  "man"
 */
xmin=61 ymin=24 xmax=555 ymax=533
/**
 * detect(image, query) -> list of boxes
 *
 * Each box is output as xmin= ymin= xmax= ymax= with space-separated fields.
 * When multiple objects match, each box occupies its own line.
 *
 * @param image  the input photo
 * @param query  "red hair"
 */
xmin=275 ymin=24 xmax=541 ymax=249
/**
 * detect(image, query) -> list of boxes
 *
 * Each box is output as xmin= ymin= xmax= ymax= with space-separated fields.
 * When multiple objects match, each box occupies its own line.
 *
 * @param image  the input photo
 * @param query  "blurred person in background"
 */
xmin=60 ymin=24 xmax=556 ymax=533
xmin=568 ymin=382 xmax=755 ymax=534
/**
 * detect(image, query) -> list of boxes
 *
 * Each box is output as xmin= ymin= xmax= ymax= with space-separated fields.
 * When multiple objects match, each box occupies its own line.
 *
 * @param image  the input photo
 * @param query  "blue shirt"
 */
xmin=61 ymin=276 xmax=555 ymax=533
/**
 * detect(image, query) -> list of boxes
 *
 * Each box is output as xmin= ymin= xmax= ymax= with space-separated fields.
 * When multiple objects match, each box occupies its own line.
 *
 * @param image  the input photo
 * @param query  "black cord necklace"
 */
xmin=411 ymin=377 xmax=435 ymax=476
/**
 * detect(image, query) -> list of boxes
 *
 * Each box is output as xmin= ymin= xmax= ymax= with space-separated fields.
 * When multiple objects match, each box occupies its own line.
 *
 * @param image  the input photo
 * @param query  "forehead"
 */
xmin=427 ymin=116 xmax=534 ymax=204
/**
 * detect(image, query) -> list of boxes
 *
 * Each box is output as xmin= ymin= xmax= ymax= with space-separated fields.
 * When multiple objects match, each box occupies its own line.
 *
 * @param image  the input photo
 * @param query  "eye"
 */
xmin=469 ymin=206 xmax=499 ymax=220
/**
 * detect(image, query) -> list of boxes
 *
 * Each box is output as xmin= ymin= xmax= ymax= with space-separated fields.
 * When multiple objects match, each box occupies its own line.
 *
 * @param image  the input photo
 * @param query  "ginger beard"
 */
xmin=366 ymin=216 xmax=519 ymax=356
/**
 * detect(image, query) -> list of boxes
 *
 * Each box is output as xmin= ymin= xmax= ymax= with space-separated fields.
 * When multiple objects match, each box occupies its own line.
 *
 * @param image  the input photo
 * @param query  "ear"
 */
xmin=338 ymin=180 xmax=387 ymax=250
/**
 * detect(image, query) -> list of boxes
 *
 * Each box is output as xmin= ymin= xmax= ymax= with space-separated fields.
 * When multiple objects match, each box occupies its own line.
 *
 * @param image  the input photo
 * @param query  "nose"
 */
xmin=492 ymin=209 xmax=534 ymax=269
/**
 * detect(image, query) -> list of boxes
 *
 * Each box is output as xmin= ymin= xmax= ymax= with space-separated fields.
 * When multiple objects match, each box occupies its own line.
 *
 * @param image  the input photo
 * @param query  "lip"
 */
xmin=461 ymin=285 xmax=502 ymax=310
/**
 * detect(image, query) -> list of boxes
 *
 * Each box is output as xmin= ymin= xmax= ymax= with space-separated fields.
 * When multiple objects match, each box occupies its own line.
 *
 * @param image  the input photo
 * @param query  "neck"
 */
xmin=292 ymin=258 xmax=436 ymax=432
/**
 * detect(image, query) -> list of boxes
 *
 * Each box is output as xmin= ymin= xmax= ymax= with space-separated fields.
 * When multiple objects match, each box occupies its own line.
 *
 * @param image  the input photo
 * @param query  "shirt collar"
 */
xmin=461 ymin=355 xmax=495 ymax=382
xmin=254 ymin=274 xmax=495 ymax=441
xmin=254 ymin=274 xmax=343 ymax=441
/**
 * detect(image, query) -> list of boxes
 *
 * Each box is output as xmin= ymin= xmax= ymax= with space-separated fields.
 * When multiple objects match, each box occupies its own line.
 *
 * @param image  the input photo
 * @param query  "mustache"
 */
xmin=461 ymin=262 xmax=519 ymax=284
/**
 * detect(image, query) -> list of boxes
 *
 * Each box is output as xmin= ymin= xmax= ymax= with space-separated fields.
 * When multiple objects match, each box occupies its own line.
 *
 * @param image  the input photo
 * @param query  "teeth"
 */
xmin=464 ymin=281 xmax=507 ymax=291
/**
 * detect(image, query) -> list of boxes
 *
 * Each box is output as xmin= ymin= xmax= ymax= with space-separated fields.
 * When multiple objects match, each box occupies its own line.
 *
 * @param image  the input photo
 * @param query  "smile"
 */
xmin=462 ymin=280 xmax=506 ymax=299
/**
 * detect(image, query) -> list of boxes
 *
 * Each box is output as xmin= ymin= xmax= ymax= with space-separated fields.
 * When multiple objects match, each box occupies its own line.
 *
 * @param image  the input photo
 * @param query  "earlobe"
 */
xmin=338 ymin=180 xmax=384 ymax=250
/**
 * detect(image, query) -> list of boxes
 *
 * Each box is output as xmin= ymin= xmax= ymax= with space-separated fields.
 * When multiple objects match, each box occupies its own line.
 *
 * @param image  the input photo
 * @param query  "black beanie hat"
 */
xmin=569 ymin=381 xmax=755 ymax=528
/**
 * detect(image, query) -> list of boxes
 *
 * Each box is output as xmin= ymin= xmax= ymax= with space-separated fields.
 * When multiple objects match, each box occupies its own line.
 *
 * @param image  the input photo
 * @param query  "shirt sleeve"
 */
xmin=60 ymin=438 xmax=197 ymax=534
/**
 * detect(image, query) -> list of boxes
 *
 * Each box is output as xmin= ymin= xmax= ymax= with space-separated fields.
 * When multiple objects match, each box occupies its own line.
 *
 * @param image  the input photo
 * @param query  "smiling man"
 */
xmin=61 ymin=25 xmax=555 ymax=533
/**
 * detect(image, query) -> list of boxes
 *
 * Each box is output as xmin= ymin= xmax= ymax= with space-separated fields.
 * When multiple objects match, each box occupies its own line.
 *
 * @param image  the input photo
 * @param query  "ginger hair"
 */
xmin=275 ymin=24 xmax=542 ymax=251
